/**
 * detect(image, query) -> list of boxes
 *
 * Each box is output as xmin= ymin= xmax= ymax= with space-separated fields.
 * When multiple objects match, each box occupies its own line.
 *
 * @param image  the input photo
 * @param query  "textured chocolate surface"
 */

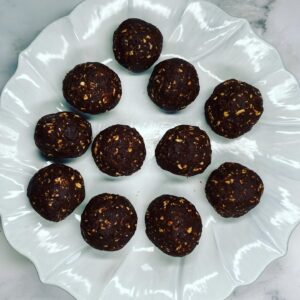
xmin=205 ymin=162 xmax=264 ymax=218
xmin=81 ymin=193 xmax=137 ymax=251
xmin=155 ymin=125 xmax=211 ymax=176
xmin=92 ymin=125 xmax=146 ymax=177
xmin=63 ymin=62 xmax=122 ymax=114
xmin=27 ymin=164 xmax=85 ymax=222
xmin=145 ymin=195 xmax=202 ymax=257
xmin=148 ymin=58 xmax=200 ymax=111
xmin=34 ymin=111 xmax=92 ymax=159
xmin=113 ymin=18 xmax=163 ymax=72
xmin=205 ymin=79 xmax=264 ymax=138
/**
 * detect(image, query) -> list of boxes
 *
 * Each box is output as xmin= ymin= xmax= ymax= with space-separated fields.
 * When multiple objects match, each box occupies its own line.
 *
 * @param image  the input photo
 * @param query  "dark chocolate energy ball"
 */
xmin=205 ymin=162 xmax=264 ymax=218
xmin=81 ymin=193 xmax=137 ymax=251
xmin=113 ymin=18 xmax=163 ymax=72
xmin=155 ymin=125 xmax=211 ymax=176
xmin=27 ymin=164 xmax=85 ymax=222
xmin=145 ymin=195 xmax=202 ymax=257
xmin=205 ymin=79 xmax=264 ymax=138
xmin=92 ymin=125 xmax=146 ymax=177
xmin=63 ymin=62 xmax=122 ymax=114
xmin=34 ymin=112 xmax=92 ymax=159
xmin=148 ymin=58 xmax=200 ymax=111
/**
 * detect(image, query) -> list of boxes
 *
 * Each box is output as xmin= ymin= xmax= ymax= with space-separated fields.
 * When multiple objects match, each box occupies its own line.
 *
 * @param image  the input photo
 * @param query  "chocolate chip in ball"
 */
xmin=113 ymin=18 xmax=163 ymax=72
xmin=27 ymin=164 xmax=85 ymax=222
xmin=205 ymin=162 xmax=264 ymax=218
xmin=148 ymin=58 xmax=200 ymax=111
xmin=145 ymin=195 xmax=202 ymax=257
xmin=155 ymin=125 xmax=211 ymax=176
xmin=34 ymin=111 xmax=92 ymax=159
xmin=63 ymin=62 xmax=122 ymax=114
xmin=92 ymin=125 xmax=146 ymax=177
xmin=205 ymin=79 xmax=264 ymax=138
xmin=81 ymin=193 xmax=137 ymax=251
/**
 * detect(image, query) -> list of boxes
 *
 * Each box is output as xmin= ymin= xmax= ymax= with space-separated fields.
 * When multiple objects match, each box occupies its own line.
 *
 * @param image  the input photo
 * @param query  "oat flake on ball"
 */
xmin=205 ymin=162 xmax=264 ymax=218
xmin=81 ymin=193 xmax=137 ymax=251
xmin=34 ymin=111 xmax=92 ymax=159
xmin=92 ymin=125 xmax=146 ymax=177
xmin=27 ymin=164 xmax=85 ymax=222
xmin=148 ymin=58 xmax=200 ymax=111
xmin=145 ymin=195 xmax=202 ymax=257
xmin=113 ymin=18 xmax=163 ymax=72
xmin=155 ymin=125 xmax=211 ymax=176
xmin=205 ymin=79 xmax=264 ymax=138
xmin=63 ymin=62 xmax=122 ymax=114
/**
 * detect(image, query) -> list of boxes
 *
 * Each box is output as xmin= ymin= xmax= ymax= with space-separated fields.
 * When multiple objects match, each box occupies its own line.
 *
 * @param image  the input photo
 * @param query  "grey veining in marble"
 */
xmin=208 ymin=0 xmax=276 ymax=34
xmin=0 ymin=0 xmax=300 ymax=299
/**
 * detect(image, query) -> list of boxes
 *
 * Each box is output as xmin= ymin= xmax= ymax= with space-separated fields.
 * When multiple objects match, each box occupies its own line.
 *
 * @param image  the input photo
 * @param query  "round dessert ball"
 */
xmin=92 ymin=125 xmax=146 ymax=177
xmin=155 ymin=125 xmax=211 ymax=177
xmin=27 ymin=164 xmax=85 ymax=222
xmin=113 ymin=18 xmax=163 ymax=72
xmin=145 ymin=195 xmax=202 ymax=257
xmin=34 ymin=111 xmax=92 ymax=159
xmin=205 ymin=162 xmax=264 ymax=218
xmin=205 ymin=79 xmax=264 ymax=138
xmin=81 ymin=193 xmax=137 ymax=251
xmin=147 ymin=58 xmax=200 ymax=111
xmin=63 ymin=62 xmax=122 ymax=114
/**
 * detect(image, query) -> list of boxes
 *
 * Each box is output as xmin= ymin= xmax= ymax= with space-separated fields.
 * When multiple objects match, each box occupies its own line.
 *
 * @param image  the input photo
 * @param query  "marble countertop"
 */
xmin=0 ymin=0 xmax=300 ymax=299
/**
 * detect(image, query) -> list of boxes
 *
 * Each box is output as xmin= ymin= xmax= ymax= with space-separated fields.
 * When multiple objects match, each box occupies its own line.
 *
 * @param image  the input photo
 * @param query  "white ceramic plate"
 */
xmin=1 ymin=0 xmax=300 ymax=299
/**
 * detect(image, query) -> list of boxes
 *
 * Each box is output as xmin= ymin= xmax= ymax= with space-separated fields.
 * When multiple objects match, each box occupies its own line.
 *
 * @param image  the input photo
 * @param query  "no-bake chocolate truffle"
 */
xmin=205 ymin=79 xmax=264 ymax=138
xmin=113 ymin=18 xmax=163 ymax=72
xmin=34 ymin=112 xmax=92 ymax=159
xmin=155 ymin=125 xmax=211 ymax=176
xmin=81 ymin=193 xmax=137 ymax=251
xmin=63 ymin=62 xmax=122 ymax=114
xmin=92 ymin=125 xmax=146 ymax=177
xmin=205 ymin=162 xmax=264 ymax=218
xmin=148 ymin=58 xmax=200 ymax=111
xmin=145 ymin=195 xmax=202 ymax=257
xmin=27 ymin=164 xmax=85 ymax=222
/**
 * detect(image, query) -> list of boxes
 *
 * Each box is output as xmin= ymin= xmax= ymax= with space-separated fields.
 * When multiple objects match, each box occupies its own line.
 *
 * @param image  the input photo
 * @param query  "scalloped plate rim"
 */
xmin=0 ymin=0 xmax=300 ymax=300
